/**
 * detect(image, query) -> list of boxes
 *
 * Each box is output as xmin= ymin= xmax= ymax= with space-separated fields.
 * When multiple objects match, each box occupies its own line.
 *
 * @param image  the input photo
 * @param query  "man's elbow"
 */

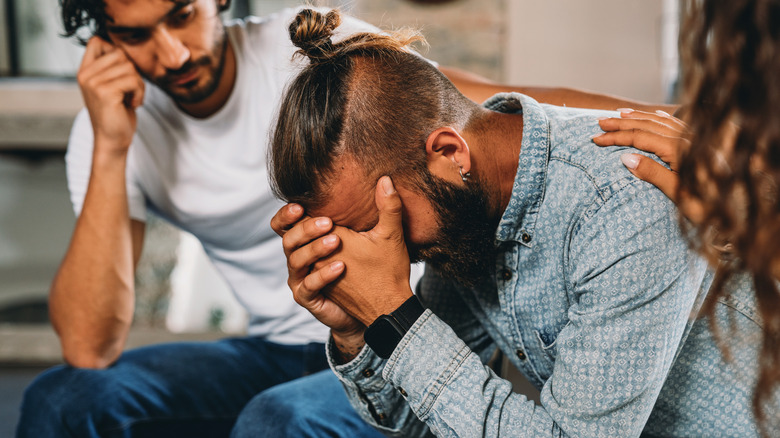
xmin=54 ymin=320 xmax=125 ymax=370
xmin=60 ymin=343 xmax=121 ymax=369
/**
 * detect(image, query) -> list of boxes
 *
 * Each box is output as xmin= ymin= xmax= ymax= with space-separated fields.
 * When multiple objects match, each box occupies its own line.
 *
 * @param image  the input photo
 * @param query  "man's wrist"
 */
xmin=92 ymin=140 xmax=131 ymax=167
xmin=364 ymin=295 xmax=425 ymax=359
xmin=331 ymin=330 xmax=366 ymax=365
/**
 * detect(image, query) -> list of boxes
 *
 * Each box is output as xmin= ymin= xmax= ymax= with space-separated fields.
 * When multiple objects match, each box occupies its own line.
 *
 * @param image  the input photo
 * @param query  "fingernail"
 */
xmin=620 ymin=153 xmax=641 ymax=170
xmin=315 ymin=217 xmax=330 ymax=228
xmin=323 ymin=234 xmax=338 ymax=246
xmin=381 ymin=176 xmax=396 ymax=195
xmin=616 ymin=108 xmax=634 ymax=114
xmin=289 ymin=204 xmax=303 ymax=215
xmin=330 ymin=261 xmax=344 ymax=272
xmin=655 ymin=110 xmax=671 ymax=117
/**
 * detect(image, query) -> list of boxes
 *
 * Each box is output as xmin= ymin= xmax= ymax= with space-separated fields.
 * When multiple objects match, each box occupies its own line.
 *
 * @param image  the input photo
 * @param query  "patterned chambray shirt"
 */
xmin=328 ymin=93 xmax=772 ymax=437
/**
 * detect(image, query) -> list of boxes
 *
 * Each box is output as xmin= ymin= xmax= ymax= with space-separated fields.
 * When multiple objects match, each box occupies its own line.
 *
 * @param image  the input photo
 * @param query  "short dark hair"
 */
xmin=269 ymin=8 xmax=479 ymax=209
xmin=60 ymin=0 xmax=232 ymax=45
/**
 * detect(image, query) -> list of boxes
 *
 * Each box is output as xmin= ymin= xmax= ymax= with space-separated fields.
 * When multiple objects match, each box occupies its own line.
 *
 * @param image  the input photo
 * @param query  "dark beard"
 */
xmin=407 ymin=172 xmax=500 ymax=289
xmin=150 ymin=31 xmax=228 ymax=105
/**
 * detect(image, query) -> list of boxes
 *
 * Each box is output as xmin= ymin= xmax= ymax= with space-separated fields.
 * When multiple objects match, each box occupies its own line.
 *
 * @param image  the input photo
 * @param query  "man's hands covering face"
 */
xmin=270 ymin=177 xmax=415 ymax=359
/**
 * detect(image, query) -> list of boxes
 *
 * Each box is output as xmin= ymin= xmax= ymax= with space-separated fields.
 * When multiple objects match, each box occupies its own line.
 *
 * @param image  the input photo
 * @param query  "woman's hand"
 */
xmin=592 ymin=108 xmax=688 ymax=202
xmin=593 ymin=109 xmax=708 ymax=224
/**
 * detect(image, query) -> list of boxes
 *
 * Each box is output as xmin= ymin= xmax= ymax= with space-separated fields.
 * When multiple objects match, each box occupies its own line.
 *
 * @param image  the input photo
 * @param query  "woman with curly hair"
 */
xmin=594 ymin=0 xmax=780 ymax=433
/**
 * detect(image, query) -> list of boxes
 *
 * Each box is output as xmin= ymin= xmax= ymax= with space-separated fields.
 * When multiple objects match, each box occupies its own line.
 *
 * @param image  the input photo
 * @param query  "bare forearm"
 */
xmin=50 ymin=147 xmax=139 ymax=368
xmin=440 ymin=66 xmax=677 ymax=113
xmin=514 ymin=85 xmax=677 ymax=113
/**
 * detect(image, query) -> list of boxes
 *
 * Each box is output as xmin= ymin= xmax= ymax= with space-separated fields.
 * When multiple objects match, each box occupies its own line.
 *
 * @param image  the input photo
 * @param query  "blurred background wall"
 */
xmin=0 ymin=0 xmax=680 ymax=433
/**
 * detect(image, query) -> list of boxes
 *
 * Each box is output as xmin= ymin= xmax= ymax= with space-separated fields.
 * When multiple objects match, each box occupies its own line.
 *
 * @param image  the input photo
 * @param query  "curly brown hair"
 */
xmin=678 ymin=0 xmax=780 ymax=432
xmin=59 ymin=0 xmax=232 ymax=45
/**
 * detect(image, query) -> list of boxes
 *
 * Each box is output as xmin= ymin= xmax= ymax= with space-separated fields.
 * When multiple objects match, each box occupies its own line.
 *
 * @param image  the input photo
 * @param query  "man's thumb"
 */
xmin=373 ymin=176 xmax=404 ymax=239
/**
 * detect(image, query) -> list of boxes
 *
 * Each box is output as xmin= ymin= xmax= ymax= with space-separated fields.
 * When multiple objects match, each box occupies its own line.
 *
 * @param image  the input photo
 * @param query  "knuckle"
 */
xmin=303 ymin=217 xmax=320 ymax=235
xmin=313 ymin=240 xmax=328 ymax=257
xmin=270 ymin=217 xmax=286 ymax=236
xmin=281 ymin=233 xmax=295 ymax=250
xmin=288 ymin=255 xmax=304 ymax=272
xmin=302 ymin=276 xmax=318 ymax=294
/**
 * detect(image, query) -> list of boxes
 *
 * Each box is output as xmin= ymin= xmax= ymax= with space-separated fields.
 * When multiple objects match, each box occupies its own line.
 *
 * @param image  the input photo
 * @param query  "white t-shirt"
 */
xmin=65 ymin=8 xmax=382 ymax=344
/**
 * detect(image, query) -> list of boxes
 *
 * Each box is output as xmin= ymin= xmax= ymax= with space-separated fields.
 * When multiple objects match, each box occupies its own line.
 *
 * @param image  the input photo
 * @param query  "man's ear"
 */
xmin=425 ymin=127 xmax=471 ymax=184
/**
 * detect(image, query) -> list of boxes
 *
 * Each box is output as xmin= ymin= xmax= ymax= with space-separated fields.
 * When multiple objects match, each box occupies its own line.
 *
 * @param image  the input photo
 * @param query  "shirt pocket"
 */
xmin=534 ymin=320 xmax=571 ymax=368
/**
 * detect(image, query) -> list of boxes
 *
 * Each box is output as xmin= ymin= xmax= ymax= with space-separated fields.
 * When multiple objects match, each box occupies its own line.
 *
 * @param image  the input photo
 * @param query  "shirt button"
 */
xmin=398 ymin=387 xmax=408 ymax=397
xmin=521 ymin=233 xmax=532 ymax=243
xmin=516 ymin=349 xmax=527 ymax=361
xmin=500 ymin=269 xmax=512 ymax=281
xmin=362 ymin=368 xmax=375 ymax=378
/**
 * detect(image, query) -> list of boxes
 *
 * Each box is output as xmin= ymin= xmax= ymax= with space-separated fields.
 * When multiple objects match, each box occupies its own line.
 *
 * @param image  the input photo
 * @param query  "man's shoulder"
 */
xmin=542 ymin=104 xmax=661 ymax=200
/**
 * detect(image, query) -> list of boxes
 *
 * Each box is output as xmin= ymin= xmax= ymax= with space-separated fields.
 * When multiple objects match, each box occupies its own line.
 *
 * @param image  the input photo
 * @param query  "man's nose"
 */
xmin=154 ymin=28 xmax=189 ymax=69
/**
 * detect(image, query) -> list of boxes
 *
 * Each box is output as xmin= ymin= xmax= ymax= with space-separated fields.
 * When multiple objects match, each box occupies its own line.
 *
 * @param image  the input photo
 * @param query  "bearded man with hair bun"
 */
xmin=271 ymin=8 xmax=778 ymax=438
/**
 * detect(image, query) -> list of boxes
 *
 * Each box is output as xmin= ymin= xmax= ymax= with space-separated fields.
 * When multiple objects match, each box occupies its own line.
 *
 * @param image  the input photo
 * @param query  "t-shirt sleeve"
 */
xmin=65 ymin=108 xmax=147 ymax=222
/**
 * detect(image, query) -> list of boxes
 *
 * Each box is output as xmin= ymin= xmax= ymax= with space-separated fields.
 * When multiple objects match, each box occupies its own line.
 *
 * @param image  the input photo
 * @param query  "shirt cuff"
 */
xmin=326 ymin=335 xmax=398 ymax=427
xmin=383 ymin=309 xmax=472 ymax=419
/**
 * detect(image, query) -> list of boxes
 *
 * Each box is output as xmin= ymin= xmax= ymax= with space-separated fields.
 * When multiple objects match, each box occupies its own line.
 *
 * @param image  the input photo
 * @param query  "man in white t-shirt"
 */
xmin=16 ymin=1 xmax=671 ymax=436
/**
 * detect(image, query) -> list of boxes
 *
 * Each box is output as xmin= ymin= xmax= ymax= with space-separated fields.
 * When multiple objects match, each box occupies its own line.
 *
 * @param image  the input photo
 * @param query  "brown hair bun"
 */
xmin=289 ymin=9 xmax=342 ymax=63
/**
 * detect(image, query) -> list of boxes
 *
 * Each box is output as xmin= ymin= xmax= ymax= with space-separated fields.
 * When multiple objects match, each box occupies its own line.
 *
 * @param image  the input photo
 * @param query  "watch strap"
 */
xmin=364 ymin=295 xmax=425 ymax=359
xmin=390 ymin=294 xmax=425 ymax=331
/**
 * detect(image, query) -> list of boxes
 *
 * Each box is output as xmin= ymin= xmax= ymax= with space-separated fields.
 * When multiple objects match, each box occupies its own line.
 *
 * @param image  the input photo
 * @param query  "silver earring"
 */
xmin=459 ymin=167 xmax=471 ymax=183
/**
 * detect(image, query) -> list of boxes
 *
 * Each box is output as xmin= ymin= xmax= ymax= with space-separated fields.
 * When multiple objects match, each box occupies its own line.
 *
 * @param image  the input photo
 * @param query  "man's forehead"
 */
xmin=104 ymin=0 xmax=192 ymax=27
xmin=310 ymin=160 xmax=379 ymax=232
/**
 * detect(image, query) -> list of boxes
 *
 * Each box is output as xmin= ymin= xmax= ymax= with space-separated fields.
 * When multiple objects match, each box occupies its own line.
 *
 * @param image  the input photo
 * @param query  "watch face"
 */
xmin=364 ymin=315 xmax=405 ymax=359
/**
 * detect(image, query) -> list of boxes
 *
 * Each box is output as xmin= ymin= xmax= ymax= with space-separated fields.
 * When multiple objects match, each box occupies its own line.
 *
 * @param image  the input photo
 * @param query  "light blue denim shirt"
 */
xmin=328 ymin=93 xmax=771 ymax=437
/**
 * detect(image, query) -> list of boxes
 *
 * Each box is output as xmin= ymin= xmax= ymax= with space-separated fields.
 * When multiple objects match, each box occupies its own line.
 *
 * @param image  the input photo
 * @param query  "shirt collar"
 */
xmin=483 ymin=93 xmax=551 ymax=246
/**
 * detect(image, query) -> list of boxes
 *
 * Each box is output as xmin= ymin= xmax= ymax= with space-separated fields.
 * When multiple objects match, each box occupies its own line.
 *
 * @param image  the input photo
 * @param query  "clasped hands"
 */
xmin=270 ymin=176 xmax=414 ymax=355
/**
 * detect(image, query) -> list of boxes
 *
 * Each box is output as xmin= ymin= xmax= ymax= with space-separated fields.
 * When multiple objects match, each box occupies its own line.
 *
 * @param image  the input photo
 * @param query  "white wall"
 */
xmin=506 ymin=0 xmax=678 ymax=104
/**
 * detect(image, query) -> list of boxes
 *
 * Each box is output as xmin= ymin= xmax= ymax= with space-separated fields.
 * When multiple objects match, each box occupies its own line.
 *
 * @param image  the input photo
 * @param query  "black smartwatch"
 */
xmin=364 ymin=295 xmax=425 ymax=359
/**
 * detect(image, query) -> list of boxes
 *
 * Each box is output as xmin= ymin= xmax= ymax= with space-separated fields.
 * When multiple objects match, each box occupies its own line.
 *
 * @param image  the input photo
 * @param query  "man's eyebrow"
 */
xmin=106 ymin=0 xmax=194 ymax=33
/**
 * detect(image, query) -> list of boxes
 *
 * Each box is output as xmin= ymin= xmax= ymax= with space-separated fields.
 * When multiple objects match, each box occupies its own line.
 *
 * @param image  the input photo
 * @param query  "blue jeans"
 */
xmin=16 ymin=337 xmax=384 ymax=437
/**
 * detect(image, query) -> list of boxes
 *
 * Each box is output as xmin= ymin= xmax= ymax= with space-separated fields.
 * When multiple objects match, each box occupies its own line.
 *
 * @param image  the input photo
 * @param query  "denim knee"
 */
xmin=231 ymin=384 xmax=307 ymax=437
xmin=16 ymin=365 xmax=117 ymax=437
xmin=231 ymin=371 xmax=382 ymax=438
